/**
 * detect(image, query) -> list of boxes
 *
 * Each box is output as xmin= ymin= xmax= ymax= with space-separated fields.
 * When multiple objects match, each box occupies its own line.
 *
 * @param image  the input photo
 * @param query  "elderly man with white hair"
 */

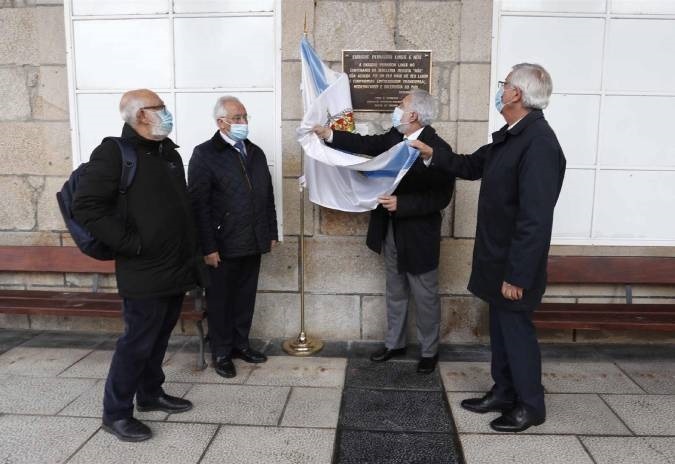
xmin=73 ymin=89 xmax=204 ymax=441
xmin=188 ymin=96 xmax=278 ymax=379
xmin=314 ymin=89 xmax=454 ymax=374
xmin=413 ymin=63 xmax=566 ymax=432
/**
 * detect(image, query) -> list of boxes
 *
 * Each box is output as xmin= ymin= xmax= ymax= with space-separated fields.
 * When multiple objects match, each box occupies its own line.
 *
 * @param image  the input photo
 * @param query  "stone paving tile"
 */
xmin=200 ymin=425 xmax=335 ymax=464
xmin=0 ymin=346 xmax=93 ymax=377
xmin=448 ymin=392 xmax=630 ymax=435
xmin=596 ymin=344 xmax=675 ymax=361
xmin=581 ymin=436 xmax=675 ymax=464
xmin=437 ymin=344 xmax=492 ymax=362
xmin=542 ymin=361 xmax=644 ymax=393
xmin=439 ymin=362 xmax=491 ymax=392
xmin=335 ymin=429 xmax=460 ymax=464
xmin=341 ymin=388 xmax=453 ymax=433
xmin=539 ymin=344 xmax=606 ymax=361
xmin=460 ymin=434 xmax=594 ymax=464
xmin=169 ymin=384 xmax=290 ymax=425
xmin=0 ymin=375 xmax=96 ymax=414
xmin=602 ymin=394 xmax=675 ymax=436
xmin=59 ymin=379 xmax=192 ymax=421
xmin=0 ymin=415 xmax=100 ymax=464
xmin=0 ymin=330 xmax=37 ymax=355
xmin=345 ymin=359 xmax=441 ymax=391
xmin=161 ymin=351 xmax=254 ymax=384
xmin=58 ymin=349 xmax=114 ymax=379
xmin=245 ymin=356 xmax=346 ymax=388
xmin=615 ymin=360 xmax=675 ymax=394
xmin=69 ymin=422 xmax=217 ymax=464
xmin=280 ymin=387 xmax=342 ymax=428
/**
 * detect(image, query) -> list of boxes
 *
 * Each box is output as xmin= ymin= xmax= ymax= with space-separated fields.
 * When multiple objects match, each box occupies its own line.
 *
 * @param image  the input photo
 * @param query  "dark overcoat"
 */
xmin=187 ymin=132 xmax=278 ymax=259
xmin=330 ymin=126 xmax=454 ymax=275
xmin=431 ymin=110 xmax=566 ymax=309
xmin=72 ymin=124 xmax=203 ymax=298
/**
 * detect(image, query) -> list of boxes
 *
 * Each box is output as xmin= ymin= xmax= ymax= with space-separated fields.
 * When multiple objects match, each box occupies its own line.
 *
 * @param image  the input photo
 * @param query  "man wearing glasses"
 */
xmin=73 ymin=89 xmax=205 ymax=441
xmin=188 ymin=96 xmax=278 ymax=379
xmin=412 ymin=63 xmax=566 ymax=432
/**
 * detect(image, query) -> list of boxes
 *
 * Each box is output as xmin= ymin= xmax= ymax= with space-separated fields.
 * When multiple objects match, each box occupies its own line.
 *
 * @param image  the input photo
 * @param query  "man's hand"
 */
xmin=271 ymin=240 xmax=278 ymax=248
xmin=501 ymin=281 xmax=524 ymax=301
xmin=378 ymin=195 xmax=397 ymax=212
xmin=313 ymin=125 xmax=332 ymax=141
xmin=409 ymin=140 xmax=433 ymax=160
xmin=204 ymin=251 xmax=220 ymax=268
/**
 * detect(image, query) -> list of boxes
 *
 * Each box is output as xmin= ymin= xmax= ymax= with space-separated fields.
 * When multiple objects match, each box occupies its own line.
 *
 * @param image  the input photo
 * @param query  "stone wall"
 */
xmin=0 ymin=0 xmax=673 ymax=343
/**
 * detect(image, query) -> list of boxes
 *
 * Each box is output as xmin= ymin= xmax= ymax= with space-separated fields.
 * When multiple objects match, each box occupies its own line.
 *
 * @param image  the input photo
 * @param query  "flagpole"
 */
xmin=282 ymin=16 xmax=324 ymax=356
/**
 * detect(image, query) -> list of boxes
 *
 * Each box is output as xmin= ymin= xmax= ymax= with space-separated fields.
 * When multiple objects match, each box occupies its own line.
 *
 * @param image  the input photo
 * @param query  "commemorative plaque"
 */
xmin=342 ymin=50 xmax=432 ymax=112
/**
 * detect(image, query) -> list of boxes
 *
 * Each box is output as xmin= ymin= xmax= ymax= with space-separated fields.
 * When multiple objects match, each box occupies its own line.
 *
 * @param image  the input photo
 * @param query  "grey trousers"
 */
xmin=383 ymin=222 xmax=441 ymax=357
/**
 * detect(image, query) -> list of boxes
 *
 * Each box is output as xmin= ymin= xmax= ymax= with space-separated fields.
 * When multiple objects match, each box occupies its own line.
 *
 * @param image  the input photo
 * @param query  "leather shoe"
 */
xmin=214 ymin=356 xmax=236 ymax=378
xmin=370 ymin=346 xmax=406 ymax=362
xmin=137 ymin=393 xmax=193 ymax=413
xmin=490 ymin=404 xmax=545 ymax=433
xmin=417 ymin=354 xmax=438 ymax=374
xmin=102 ymin=417 xmax=152 ymax=442
xmin=232 ymin=347 xmax=267 ymax=364
xmin=461 ymin=391 xmax=515 ymax=414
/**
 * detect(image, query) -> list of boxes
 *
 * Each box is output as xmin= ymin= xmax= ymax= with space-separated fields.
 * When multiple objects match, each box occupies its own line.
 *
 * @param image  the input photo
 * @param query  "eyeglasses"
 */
xmin=498 ymin=81 xmax=515 ymax=90
xmin=140 ymin=104 xmax=166 ymax=111
xmin=221 ymin=114 xmax=250 ymax=123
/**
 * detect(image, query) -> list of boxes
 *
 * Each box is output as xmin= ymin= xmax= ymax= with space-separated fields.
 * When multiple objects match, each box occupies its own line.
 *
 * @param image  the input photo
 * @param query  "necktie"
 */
xmin=234 ymin=140 xmax=246 ymax=158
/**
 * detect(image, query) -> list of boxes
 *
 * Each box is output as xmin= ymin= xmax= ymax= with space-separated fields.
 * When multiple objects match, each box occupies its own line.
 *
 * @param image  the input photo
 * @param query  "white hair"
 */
xmin=508 ymin=63 xmax=553 ymax=110
xmin=407 ymin=89 xmax=435 ymax=126
xmin=213 ymin=95 xmax=242 ymax=121
xmin=119 ymin=96 xmax=145 ymax=125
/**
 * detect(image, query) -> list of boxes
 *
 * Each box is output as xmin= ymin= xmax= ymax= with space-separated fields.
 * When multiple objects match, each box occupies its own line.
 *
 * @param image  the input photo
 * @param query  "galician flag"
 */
xmin=297 ymin=36 xmax=419 ymax=212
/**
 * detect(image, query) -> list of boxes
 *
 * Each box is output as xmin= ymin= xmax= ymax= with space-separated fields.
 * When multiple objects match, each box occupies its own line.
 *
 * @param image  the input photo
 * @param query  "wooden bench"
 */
xmin=0 ymin=245 xmax=207 ymax=369
xmin=534 ymin=256 xmax=675 ymax=337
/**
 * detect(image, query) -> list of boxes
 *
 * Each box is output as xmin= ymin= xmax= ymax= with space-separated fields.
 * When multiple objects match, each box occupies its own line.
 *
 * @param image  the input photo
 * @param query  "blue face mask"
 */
xmin=391 ymin=107 xmax=405 ymax=128
xmin=151 ymin=108 xmax=173 ymax=137
xmin=228 ymin=123 xmax=249 ymax=142
xmin=495 ymin=87 xmax=506 ymax=113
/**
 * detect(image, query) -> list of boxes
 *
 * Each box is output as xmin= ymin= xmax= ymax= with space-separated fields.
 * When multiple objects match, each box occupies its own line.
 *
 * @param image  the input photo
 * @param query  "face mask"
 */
xmin=150 ymin=108 xmax=173 ymax=137
xmin=228 ymin=123 xmax=249 ymax=141
xmin=391 ymin=107 xmax=405 ymax=128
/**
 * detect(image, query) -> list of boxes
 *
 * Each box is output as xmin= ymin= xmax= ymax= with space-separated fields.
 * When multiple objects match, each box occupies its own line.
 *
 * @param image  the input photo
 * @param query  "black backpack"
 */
xmin=56 ymin=137 xmax=137 ymax=261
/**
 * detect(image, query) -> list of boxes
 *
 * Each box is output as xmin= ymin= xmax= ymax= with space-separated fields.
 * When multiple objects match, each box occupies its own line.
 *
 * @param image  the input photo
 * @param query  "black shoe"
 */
xmin=461 ymin=392 xmax=515 ymax=414
xmin=137 ymin=393 xmax=193 ymax=413
xmin=101 ymin=417 xmax=152 ymax=442
xmin=370 ymin=346 xmax=406 ymax=362
xmin=490 ymin=404 xmax=545 ymax=433
xmin=232 ymin=347 xmax=267 ymax=364
xmin=417 ymin=354 xmax=438 ymax=374
xmin=214 ymin=356 xmax=236 ymax=378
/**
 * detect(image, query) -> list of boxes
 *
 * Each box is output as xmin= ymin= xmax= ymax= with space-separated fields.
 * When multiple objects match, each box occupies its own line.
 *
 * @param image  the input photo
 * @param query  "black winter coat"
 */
xmin=187 ymin=131 xmax=278 ymax=259
xmin=330 ymin=126 xmax=454 ymax=275
xmin=72 ymin=124 xmax=203 ymax=299
xmin=431 ymin=110 xmax=566 ymax=309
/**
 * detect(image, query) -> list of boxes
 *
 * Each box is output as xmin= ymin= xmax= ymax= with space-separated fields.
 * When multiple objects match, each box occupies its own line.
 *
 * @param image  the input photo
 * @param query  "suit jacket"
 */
xmin=330 ymin=126 xmax=454 ymax=275
xmin=188 ymin=131 xmax=278 ymax=259
xmin=431 ymin=110 xmax=566 ymax=309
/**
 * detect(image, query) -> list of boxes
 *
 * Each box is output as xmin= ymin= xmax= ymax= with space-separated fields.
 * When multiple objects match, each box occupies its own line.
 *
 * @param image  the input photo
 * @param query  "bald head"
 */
xmin=119 ymin=89 xmax=163 ymax=126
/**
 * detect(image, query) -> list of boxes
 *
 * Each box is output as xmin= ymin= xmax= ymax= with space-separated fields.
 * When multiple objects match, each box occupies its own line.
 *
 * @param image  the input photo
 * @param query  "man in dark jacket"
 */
xmin=314 ymin=89 xmax=454 ymax=374
xmin=414 ymin=63 xmax=566 ymax=432
xmin=188 ymin=96 xmax=278 ymax=379
xmin=73 ymin=89 xmax=204 ymax=442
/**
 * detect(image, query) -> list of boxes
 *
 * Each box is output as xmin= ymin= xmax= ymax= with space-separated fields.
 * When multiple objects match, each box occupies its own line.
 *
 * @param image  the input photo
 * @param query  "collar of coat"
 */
xmin=210 ymin=130 xmax=249 ymax=153
xmin=121 ymin=123 xmax=179 ymax=151
xmin=491 ymin=109 xmax=544 ymax=143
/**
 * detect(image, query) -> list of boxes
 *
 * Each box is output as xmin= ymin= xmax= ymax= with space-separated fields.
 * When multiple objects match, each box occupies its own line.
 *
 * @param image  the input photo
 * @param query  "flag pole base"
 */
xmin=282 ymin=332 xmax=324 ymax=356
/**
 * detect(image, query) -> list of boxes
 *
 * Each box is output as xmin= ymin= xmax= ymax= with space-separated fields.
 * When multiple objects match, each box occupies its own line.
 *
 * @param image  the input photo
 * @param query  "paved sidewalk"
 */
xmin=0 ymin=329 xmax=674 ymax=463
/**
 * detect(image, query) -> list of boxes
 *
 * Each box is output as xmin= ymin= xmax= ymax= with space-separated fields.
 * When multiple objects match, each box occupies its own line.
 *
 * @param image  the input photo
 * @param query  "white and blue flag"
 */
xmin=297 ymin=37 xmax=419 ymax=212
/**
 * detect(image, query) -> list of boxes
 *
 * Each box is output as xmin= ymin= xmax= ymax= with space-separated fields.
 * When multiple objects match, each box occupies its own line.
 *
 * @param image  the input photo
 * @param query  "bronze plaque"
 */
xmin=342 ymin=50 xmax=432 ymax=112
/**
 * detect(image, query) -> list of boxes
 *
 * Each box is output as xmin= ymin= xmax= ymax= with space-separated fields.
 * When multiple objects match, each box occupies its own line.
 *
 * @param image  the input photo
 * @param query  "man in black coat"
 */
xmin=188 ymin=96 xmax=278 ymax=379
xmin=73 ymin=89 xmax=204 ymax=441
xmin=314 ymin=89 xmax=454 ymax=374
xmin=414 ymin=63 xmax=566 ymax=432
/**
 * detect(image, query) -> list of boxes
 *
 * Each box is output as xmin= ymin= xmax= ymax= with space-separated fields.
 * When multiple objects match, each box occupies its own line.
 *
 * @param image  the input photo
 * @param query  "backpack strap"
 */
xmin=103 ymin=137 xmax=137 ymax=194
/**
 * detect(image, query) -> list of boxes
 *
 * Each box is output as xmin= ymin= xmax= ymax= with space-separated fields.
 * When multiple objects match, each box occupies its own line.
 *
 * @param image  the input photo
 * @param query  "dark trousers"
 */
xmin=206 ymin=253 xmax=261 ymax=359
xmin=103 ymin=294 xmax=183 ymax=421
xmin=489 ymin=304 xmax=546 ymax=417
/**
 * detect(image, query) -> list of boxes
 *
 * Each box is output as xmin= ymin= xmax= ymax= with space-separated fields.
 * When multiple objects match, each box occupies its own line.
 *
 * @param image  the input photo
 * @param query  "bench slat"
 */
xmin=0 ymin=246 xmax=114 ymax=273
xmin=547 ymin=256 xmax=675 ymax=285
xmin=538 ymin=303 xmax=675 ymax=315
